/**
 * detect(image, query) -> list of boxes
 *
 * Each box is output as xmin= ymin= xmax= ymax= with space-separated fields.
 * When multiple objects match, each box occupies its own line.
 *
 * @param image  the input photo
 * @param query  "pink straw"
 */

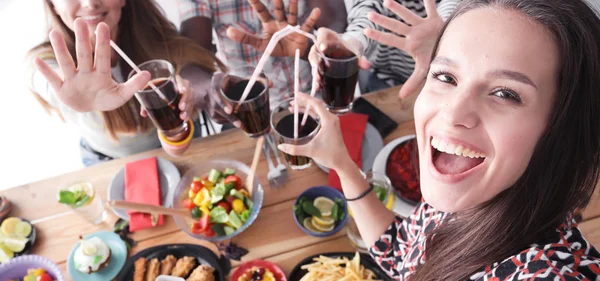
xmin=294 ymin=49 xmax=300 ymax=140
xmin=234 ymin=25 xmax=316 ymax=112
xmin=109 ymin=40 xmax=168 ymax=102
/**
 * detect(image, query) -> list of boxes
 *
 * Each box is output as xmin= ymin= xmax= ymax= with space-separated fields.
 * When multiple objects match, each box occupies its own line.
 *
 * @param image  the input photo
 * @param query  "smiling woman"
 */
xmin=277 ymin=0 xmax=600 ymax=280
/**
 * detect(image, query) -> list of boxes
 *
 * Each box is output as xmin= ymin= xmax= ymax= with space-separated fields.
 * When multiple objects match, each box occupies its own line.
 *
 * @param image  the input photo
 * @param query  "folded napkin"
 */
xmin=328 ymin=113 xmax=369 ymax=191
xmin=125 ymin=157 xmax=164 ymax=232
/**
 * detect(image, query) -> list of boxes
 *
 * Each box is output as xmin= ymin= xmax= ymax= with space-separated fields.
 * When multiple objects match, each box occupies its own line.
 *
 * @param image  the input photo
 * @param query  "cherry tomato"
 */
xmin=216 ymin=201 xmax=232 ymax=213
xmin=191 ymin=215 xmax=211 ymax=234
xmin=36 ymin=273 xmax=53 ymax=281
xmin=190 ymin=181 xmax=203 ymax=193
xmin=225 ymin=195 xmax=236 ymax=204
xmin=182 ymin=199 xmax=195 ymax=211
xmin=224 ymin=175 xmax=243 ymax=190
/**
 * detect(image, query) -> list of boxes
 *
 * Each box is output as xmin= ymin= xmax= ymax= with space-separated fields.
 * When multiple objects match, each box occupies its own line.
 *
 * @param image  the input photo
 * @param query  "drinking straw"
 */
xmin=300 ymin=65 xmax=319 ymax=126
xmin=294 ymin=49 xmax=300 ymax=140
xmin=109 ymin=40 xmax=168 ymax=102
xmin=234 ymin=25 xmax=317 ymax=112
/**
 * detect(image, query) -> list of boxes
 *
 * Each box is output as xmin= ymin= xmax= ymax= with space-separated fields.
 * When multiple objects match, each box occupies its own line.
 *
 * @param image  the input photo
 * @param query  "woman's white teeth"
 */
xmin=431 ymin=137 xmax=485 ymax=158
xmin=82 ymin=15 xmax=103 ymax=21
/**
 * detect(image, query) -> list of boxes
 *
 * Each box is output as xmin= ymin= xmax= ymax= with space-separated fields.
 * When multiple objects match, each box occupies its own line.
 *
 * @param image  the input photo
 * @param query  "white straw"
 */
xmin=109 ymin=40 xmax=168 ymax=101
xmin=235 ymin=25 xmax=317 ymax=112
xmin=294 ymin=49 xmax=300 ymax=140
xmin=301 ymin=65 xmax=319 ymax=126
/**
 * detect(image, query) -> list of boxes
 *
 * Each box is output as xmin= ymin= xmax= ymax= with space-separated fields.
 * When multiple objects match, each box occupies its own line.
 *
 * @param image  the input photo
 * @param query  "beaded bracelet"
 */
xmin=345 ymin=185 xmax=374 ymax=202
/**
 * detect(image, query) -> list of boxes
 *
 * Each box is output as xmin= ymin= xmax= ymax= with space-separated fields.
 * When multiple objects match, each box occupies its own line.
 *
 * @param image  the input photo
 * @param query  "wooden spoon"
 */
xmin=108 ymin=200 xmax=191 ymax=219
xmin=246 ymin=136 xmax=265 ymax=197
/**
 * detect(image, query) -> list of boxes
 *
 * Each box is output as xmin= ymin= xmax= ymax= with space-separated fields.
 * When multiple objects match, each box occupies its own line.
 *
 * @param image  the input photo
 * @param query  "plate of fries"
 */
xmin=287 ymin=252 xmax=391 ymax=281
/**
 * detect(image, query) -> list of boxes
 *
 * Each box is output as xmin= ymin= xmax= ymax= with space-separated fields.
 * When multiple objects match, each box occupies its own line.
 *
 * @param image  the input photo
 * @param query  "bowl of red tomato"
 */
xmin=171 ymin=159 xmax=264 ymax=242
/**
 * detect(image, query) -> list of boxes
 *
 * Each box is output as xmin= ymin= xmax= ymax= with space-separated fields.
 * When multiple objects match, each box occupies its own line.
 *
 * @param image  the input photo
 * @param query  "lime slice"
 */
xmin=14 ymin=221 xmax=32 ymax=238
xmin=303 ymin=217 xmax=322 ymax=233
xmin=0 ymin=243 xmax=14 ymax=263
xmin=312 ymin=215 xmax=335 ymax=228
xmin=311 ymin=219 xmax=334 ymax=232
xmin=1 ymin=217 xmax=22 ymax=236
xmin=3 ymin=237 xmax=28 ymax=253
xmin=313 ymin=197 xmax=335 ymax=217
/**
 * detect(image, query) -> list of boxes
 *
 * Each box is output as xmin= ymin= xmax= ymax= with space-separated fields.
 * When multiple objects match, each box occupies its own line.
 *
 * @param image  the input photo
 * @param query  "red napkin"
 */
xmin=328 ymin=113 xmax=369 ymax=191
xmin=124 ymin=157 xmax=164 ymax=232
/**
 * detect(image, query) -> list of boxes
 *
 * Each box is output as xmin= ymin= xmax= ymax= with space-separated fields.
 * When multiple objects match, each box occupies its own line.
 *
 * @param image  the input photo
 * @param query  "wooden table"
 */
xmin=4 ymin=86 xmax=599 ymax=280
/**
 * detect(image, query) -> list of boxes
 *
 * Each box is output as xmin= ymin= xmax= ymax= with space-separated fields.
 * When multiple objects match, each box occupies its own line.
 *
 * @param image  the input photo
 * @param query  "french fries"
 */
xmin=299 ymin=252 xmax=381 ymax=281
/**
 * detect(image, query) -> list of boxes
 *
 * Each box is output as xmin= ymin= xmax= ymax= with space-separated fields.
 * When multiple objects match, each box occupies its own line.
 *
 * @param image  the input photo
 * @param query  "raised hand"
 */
xmin=226 ymin=0 xmax=321 ymax=58
xmin=364 ymin=0 xmax=443 ymax=98
xmin=33 ymin=18 xmax=150 ymax=112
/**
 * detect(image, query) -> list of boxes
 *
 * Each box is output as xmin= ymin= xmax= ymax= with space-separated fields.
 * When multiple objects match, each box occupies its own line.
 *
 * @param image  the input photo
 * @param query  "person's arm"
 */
xmin=307 ymin=0 xmax=347 ymax=33
xmin=178 ymin=0 xmax=214 ymax=52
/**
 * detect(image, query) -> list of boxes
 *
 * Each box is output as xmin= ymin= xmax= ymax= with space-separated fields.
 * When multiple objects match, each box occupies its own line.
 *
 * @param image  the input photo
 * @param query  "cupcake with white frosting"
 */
xmin=73 ymin=236 xmax=112 ymax=274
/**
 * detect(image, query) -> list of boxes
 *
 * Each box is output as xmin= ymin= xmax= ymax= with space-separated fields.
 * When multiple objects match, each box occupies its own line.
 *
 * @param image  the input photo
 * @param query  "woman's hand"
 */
xmin=227 ymin=0 xmax=321 ymax=58
xmin=277 ymin=92 xmax=353 ymax=170
xmin=141 ymin=76 xmax=195 ymax=121
xmin=364 ymin=0 xmax=443 ymax=98
xmin=33 ymin=18 xmax=150 ymax=112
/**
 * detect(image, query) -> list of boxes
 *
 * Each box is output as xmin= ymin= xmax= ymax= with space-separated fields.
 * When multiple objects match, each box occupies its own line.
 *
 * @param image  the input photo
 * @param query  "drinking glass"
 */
xmin=271 ymin=98 xmax=321 ymax=170
xmin=219 ymin=65 xmax=271 ymax=138
xmin=317 ymin=45 xmax=360 ymax=114
xmin=58 ymin=181 xmax=107 ymax=225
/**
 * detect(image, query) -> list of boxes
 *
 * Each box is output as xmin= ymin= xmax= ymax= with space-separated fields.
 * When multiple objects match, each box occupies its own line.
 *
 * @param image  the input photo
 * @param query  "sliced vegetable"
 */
xmin=224 ymin=226 xmax=236 ymax=236
xmin=230 ymin=189 xmax=245 ymax=200
xmin=211 ymin=224 xmax=226 ymax=236
xmin=202 ymin=227 xmax=216 ymax=237
xmin=223 ymin=168 xmax=236 ymax=177
xmin=228 ymin=211 xmax=242 ymax=229
xmin=244 ymin=197 xmax=254 ymax=210
xmin=208 ymin=169 xmax=222 ymax=183
xmin=190 ymin=181 xmax=203 ymax=193
xmin=232 ymin=199 xmax=246 ymax=214
xmin=211 ymin=183 xmax=226 ymax=204
xmin=193 ymin=188 xmax=211 ymax=207
xmin=224 ymin=182 xmax=236 ymax=194
xmin=201 ymin=179 xmax=214 ymax=190
xmin=210 ymin=207 xmax=229 ymax=224
xmin=216 ymin=201 xmax=232 ymax=213
xmin=188 ymin=189 xmax=197 ymax=199
xmin=191 ymin=206 xmax=202 ymax=219
xmin=224 ymin=175 xmax=242 ymax=190
xmin=191 ymin=215 xmax=210 ymax=234
xmin=240 ymin=210 xmax=251 ymax=223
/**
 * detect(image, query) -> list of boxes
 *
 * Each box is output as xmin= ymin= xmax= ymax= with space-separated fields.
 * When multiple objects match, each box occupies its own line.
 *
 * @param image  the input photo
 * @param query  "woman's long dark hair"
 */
xmin=412 ymin=1 xmax=600 ymax=280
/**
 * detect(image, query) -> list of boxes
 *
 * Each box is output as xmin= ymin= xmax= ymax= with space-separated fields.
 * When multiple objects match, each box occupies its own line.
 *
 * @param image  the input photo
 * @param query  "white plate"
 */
xmin=315 ymin=123 xmax=384 ymax=173
xmin=372 ymin=135 xmax=417 ymax=218
xmin=107 ymin=157 xmax=180 ymax=220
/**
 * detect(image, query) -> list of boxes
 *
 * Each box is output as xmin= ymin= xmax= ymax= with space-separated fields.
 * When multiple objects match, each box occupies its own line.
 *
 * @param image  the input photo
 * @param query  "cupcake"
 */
xmin=73 ymin=236 xmax=111 ymax=274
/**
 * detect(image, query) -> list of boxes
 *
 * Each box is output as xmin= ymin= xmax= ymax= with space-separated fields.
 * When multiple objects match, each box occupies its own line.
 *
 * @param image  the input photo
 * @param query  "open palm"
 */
xmin=227 ymin=0 xmax=321 ymax=58
xmin=364 ymin=0 xmax=443 ymax=98
xmin=34 ymin=18 xmax=150 ymax=112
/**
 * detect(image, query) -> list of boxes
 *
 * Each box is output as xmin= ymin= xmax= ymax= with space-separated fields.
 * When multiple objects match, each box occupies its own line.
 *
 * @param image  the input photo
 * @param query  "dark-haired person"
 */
xmin=29 ymin=0 xmax=226 ymax=166
xmin=279 ymin=0 xmax=600 ymax=279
